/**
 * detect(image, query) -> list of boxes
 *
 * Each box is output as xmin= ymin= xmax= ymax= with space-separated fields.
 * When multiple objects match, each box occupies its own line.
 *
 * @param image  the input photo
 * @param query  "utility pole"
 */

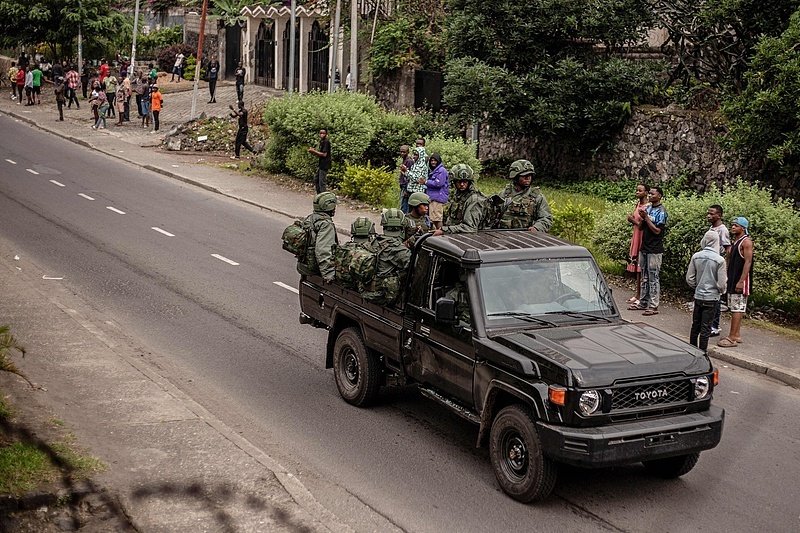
xmin=190 ymin=0 xmax=210 ymax=119
xmin=288 ymin=0 xmax=297 ymax=92
xmin=130 ymin=0 xmax=141 ymax=73
xmin=77 ymin=0 xmax=83 ymax=76
xmin=329 ymin=0 xmax=342 ymax=93
xmin=349 ymin=0 xmax=357 ymax=91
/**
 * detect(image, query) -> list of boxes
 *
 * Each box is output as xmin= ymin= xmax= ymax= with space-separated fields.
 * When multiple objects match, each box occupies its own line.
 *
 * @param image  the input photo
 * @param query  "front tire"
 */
xmin=332 ymin=327 xmax=380 ymax=407
xmin=489 ymin=405 xmax=557 ymax=502
xmin=643 ymin=453 xmax=700 ymax=479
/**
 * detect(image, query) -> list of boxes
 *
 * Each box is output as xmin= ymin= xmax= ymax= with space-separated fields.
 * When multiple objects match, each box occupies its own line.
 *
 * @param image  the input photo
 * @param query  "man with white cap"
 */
xmin=717 ymin=216 xmax=753 ymax=348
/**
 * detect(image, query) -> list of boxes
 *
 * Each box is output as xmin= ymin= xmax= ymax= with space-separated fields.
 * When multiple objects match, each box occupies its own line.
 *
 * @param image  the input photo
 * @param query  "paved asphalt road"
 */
xmin=1 ymin=116 xmax=799 ymax=532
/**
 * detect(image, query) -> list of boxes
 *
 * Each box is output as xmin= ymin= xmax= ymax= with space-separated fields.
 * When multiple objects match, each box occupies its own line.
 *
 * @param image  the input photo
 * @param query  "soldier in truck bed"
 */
xmin=498 ymin=159 xmax=553 ymax=232
xmin=298 ymin=192 xmax=339 ymax=282
xmin=433 ymin=163 xmax=485 ymax=235
xmin=362 ymin=209 xmax=411 ymax=306
xmin=404 ymin=192 xmax=433 ymax=247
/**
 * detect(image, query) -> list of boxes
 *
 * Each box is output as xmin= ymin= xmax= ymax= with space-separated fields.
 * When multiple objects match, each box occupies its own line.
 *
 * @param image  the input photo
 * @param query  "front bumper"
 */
xmin=537 ymin=405 xmax=724 ymax=467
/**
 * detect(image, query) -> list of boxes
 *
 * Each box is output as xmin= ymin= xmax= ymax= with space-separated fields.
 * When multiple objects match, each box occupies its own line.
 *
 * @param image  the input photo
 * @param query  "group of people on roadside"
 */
xmin=626 ymin=187 xmax=753 ymax=352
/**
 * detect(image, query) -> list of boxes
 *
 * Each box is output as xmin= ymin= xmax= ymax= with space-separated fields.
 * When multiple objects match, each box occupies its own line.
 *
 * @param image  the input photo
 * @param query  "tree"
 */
xmin=653 ymin=0 xmax=800 ymax=92
xmin=0 ymin=0 xmax=129 ymax=61
xmin=443 ymin=0 xmax=660 ymax=149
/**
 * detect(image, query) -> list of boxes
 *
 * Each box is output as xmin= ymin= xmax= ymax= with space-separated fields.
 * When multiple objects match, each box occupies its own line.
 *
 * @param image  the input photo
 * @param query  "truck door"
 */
xmin=405 ymin=254 xmax=475 ymax=404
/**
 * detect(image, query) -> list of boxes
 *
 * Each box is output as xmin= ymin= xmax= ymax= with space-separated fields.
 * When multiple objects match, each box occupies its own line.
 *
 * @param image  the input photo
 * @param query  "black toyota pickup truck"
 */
xmin=298 ymin=230 xmax=724 ymax=502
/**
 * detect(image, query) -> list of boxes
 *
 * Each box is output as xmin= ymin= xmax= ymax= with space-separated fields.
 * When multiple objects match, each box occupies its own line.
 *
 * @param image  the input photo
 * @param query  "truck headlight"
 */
xmin=693 ymin=376 xmax=710 ymax=399
xmin=578 ymin=390 xmax=601 ymax=415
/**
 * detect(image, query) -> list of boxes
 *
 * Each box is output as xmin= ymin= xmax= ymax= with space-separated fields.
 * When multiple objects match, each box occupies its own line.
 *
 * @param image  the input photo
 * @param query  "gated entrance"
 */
xmin=308 ymin=21 xmax=329 ymax=92
xmin=282 ymin=20 xmax=300 ymax=90
xmin=255 ymin=20 xmax=275 ymax=87
xmin=225 ymin=25 xmax=242 ymax=78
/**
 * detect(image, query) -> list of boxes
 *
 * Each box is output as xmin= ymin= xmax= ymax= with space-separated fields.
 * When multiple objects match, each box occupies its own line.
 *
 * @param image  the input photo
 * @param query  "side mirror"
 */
xmin=435 ymin=297 xmax=458 ymax=325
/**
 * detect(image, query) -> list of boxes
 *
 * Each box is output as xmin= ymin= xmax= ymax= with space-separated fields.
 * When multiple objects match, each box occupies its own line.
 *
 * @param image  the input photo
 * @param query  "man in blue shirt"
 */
xmin=630 ymin=186 xmax=667 ymax=315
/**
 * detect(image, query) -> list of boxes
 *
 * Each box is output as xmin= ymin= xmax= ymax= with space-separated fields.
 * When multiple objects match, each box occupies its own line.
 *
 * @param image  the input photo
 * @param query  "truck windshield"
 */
xmin=478 ymin=258 xmax=615 ymax=322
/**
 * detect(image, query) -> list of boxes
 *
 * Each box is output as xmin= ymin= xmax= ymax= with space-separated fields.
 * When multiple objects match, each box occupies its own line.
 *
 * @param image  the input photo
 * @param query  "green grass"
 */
xmin=0 ymin=397 xmax=12 ymax=419
xmin=0 ymin=442 xmax=53 ymax=494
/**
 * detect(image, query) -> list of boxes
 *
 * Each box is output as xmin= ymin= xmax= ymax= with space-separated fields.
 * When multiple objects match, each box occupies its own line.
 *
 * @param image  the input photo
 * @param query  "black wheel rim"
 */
xmin=500 ymin=429 xmax=528 ymax=481
xmin=342 ymin=347 xmax=359 ymax=388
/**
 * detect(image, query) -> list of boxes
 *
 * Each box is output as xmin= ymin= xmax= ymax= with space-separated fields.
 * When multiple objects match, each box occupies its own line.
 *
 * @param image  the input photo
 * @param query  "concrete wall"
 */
xmin=184 ymin=13 xmax=220 ymax=63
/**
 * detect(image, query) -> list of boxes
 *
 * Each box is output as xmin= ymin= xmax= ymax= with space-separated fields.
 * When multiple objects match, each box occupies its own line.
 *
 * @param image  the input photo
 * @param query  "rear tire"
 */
xmin=489 ymin=405 xmax=557 ymax=502
xmin=643 ymin=453 xmax=700 ymax=479
xmin=333 ymin=327 xmax=380 ymax=407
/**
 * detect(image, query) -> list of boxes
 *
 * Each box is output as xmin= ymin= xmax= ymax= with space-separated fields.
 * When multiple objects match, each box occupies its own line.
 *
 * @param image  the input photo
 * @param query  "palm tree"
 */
xmin=0 ymin=325 xmax=32 ymax=388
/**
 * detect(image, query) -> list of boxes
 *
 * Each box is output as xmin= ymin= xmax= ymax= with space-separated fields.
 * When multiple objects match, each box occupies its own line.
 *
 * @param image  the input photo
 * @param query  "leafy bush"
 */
xmin=594 ymin=181 xmax=800 ymax=312
xmin=138 ymin=25 xmax=183 ymax=59
xmin=182 ymin=55 xmax=205 ymax=81
xmin=262 ymin=91 xmax=381 ymax=177
xmin=550 ymin=201 xmax=596 ymax=245
xmin=364 ymin=111 xmax=417 ymax=169
xmin=340 ymin=163 xmax=396 ymax=205
xmin=285 ymin=145 xmax=318 ymax=182
xmin=425 ymin=134 xmax=482 ymax=178
xmin=156 ymin=44 xmax=194 ymax=73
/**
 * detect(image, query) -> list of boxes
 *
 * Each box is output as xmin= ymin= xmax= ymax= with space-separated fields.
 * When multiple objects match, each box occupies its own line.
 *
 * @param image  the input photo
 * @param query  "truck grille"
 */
xmin=611 ymin=380 xmax=691 ymax=410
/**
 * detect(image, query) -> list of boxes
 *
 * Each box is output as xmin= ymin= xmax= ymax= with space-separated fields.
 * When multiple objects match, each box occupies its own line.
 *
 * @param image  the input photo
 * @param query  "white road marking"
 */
xmin=106 ymin=206 xmax=126 ymax=215
xmin=273 ymin=281 xmax=299 ymax=294
xmin=211 ymin=254 xmax=239 ymax=266
xmin=171 ymin=164 xmax=180 ymax=168
xmin=26 ymin=168 xmax=39 ymax=175
xmin=42 ymin=275 xmax=64 ymax=280
xmin=49 ymin=180 xmax=65 ymax=187
xmin=5 ymin=159 xmax=16 ymax=164
xmin=151 ymin=227 xmax=175 ymax=237
xmin=78 ymin=193 xmax=95 ymax=200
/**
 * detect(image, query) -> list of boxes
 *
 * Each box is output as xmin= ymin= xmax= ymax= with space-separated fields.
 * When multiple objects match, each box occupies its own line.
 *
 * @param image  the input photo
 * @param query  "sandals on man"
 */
xmin=642 ymin=308 xmax=659 ymax=316
xmin=628 ymin=304 xmax=646 ymax=311
xmin=626 ymin=296 xmax=640 ymax=305
xmin=717 ymin=337 xmax=738 ymax=348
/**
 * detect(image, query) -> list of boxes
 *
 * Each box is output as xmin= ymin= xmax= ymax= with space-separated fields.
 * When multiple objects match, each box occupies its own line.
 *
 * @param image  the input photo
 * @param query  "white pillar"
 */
xmin=275 ymin=16 xmax=287 ymax=90
xmin=299 ymin=16 xmax=309 ymax=93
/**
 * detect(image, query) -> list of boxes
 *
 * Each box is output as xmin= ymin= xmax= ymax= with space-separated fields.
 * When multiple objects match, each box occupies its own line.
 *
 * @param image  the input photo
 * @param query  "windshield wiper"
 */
xmin=486 ymin=312 xmax=558 ymax=327
xmin=543 ymin=310 xmax=613 ymax=322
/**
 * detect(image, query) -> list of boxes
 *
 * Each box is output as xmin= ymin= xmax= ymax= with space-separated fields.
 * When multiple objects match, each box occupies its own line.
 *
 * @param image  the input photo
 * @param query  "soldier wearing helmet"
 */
xmin=363 ymin=209 xmax=412 ymax=306
xmin=404 ymin=192 xmax=433 ymax=247
xmin=298 ymin=191 xmax=339 ymax=282
xmin=434 ymin=163 xmax=486 ymax=235
xmin=498 ymin=159 xmax=553 ymax=232
xmin=350 ymin=216 xmax=376 ymax=244
xmin=332 ymin=216 xmax=376 ymax=288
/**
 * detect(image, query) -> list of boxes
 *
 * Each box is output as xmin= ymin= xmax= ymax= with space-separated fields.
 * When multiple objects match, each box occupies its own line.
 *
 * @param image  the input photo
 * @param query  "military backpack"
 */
xmin=334 ymin=241 xmax=371 ymax=288
xmin=282 ymin=218 xmax=312 ymax=258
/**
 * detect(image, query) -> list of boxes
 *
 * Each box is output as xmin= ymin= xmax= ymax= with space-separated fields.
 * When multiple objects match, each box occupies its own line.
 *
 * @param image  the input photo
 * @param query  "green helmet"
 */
xmin=313 ymin=191 xmax=337 ymax=213
xmin=351 ymin=217 xmax=374 ymax=237
xmin=450 ymin=163 xmax=475 ymax=182
xmin=508 ymin=159 xmax=535 ymax=180
xmin=381 ymin=208 xmax=406 ymax=234
xmin=408 ymin=192 xmax=430 ymax=207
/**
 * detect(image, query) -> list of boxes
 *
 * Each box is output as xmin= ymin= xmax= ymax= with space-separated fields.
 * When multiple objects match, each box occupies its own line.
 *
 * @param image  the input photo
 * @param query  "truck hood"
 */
xmin=489 ymin=322 xmax=710 ymax=387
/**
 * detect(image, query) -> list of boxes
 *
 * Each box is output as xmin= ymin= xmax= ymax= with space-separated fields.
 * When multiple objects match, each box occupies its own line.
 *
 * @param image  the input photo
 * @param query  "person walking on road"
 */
xmin=235 ymin=61 xmax=246 ymax=102
xmin=15 ymin=64 xmax=25 ymax=105
xmin=92 ymin=89 xmax=109 ymax=129
xmin=24 ymin=66 xmax=34 ymax=106
xmin=629 ymin=186 xmax=667 ymax=316
xmin=150 ymin=85 xmax=162 ymax=132
xmin=54 ymin=76 xmax=66 ymax=121
xmin=718 ymin=217 xmax=754 ymax=348
xmin=104 ymin=72 xmax=117 ymax=118
xmin=65 ymin=65 xmax=80 ymax=109
xmin=207 ymin=57 xmax=220 ymax=103
xmin=686 ymin=231 xmax=727 ymax=352
xmin=229 ymin=100 xmax=256 ymax=160
xmin=308 ymin=128 xmax=331 ymax=193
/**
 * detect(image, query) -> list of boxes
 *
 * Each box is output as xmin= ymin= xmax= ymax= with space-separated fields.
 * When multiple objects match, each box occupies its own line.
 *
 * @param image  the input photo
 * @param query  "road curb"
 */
xmin=709 ymin=347 xmax=800 ymax=389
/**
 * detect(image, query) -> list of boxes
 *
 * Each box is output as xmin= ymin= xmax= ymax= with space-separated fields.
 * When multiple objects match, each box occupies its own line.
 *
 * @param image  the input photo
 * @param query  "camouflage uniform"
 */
xmin=444 ymin=282 xmax=471 ymax=325
xmin=442 ymin=188 xmax=485 ymax=234
xmin=334 ymin=217 xmax=376 ymax=288
xmin=298 ymin=192 xmax=339 ymax=281
xmin=498 ymin=160 xmax=553 ymax=232
xmin=363 ymin=209 xmax=412 ymax=306
xmin=404 ymin=192 xmax=432 ymax=247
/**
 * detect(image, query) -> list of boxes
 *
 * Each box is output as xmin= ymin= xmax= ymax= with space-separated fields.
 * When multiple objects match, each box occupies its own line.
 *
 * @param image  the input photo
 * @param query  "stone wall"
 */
xmin=478 ymin=106 xmax=750 ymax=193
xmin=372 ymin=66 xmax=415 ymax=111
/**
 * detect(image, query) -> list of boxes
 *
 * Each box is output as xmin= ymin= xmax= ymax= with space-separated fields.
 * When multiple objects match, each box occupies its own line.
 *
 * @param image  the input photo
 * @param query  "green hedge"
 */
xmin=340 ymin=163 xmax=396 ymax=205
xmin=594 ymin=181 xmax=800 ymax=312
xmin=425 ymin=134 xmax=482 ymax=178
